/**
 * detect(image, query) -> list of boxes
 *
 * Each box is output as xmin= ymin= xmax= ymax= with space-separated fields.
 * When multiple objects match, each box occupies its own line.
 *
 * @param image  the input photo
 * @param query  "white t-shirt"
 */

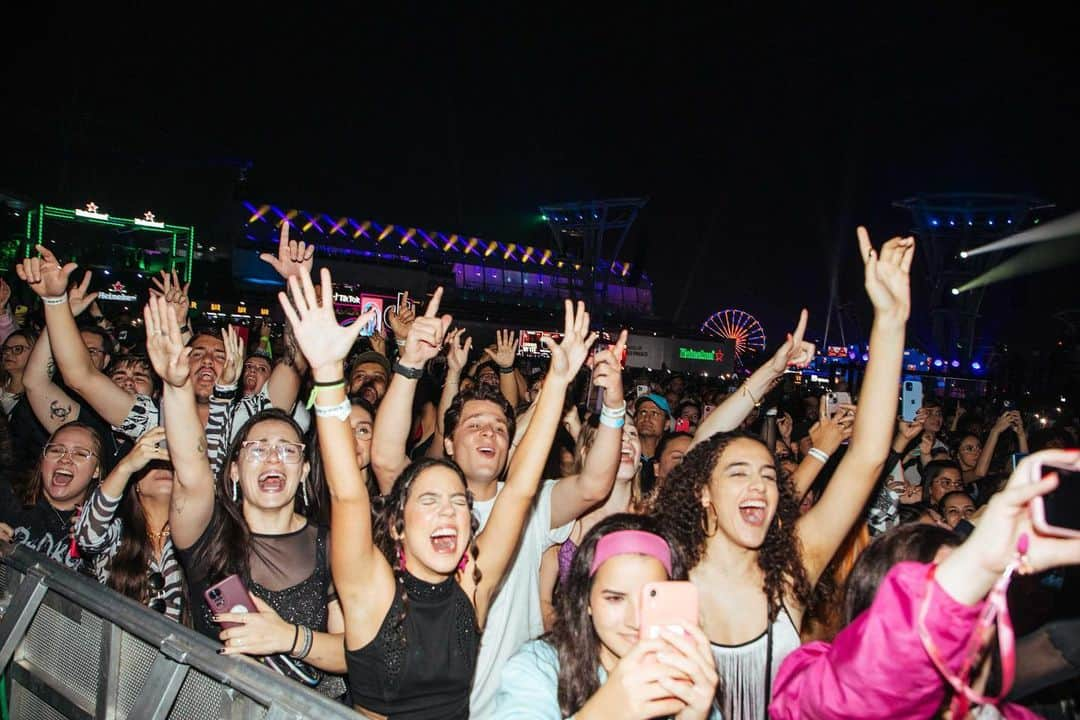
xmin=468 ymin=478 xmax=573 ymax=720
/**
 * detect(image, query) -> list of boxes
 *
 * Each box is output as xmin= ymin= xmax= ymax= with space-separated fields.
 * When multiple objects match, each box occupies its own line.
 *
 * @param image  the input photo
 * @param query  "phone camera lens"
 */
xmin=649 ymin=589 xmax=657 ymax=598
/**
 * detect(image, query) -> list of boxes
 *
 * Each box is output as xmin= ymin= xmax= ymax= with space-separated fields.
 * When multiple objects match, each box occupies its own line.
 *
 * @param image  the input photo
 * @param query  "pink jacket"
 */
xmin=769 ymin=562 xmax=1041 ymax=719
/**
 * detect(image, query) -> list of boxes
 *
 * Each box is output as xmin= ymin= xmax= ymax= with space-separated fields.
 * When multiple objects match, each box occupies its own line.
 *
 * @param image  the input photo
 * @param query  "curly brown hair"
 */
xmin=651 ymin=431 xmax=812 ymax=621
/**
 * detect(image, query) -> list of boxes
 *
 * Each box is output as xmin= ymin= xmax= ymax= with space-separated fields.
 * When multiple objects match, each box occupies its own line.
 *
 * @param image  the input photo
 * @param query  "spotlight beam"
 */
xmin=953 ymin=234 xmax=1080 ymax=294
xmin=961 ymin=210 xmax=1080 ymax=258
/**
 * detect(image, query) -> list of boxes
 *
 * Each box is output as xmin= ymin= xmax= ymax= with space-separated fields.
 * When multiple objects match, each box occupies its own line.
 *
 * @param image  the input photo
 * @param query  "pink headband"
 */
xmin=589 ymin=530 xmax=673 ymax=577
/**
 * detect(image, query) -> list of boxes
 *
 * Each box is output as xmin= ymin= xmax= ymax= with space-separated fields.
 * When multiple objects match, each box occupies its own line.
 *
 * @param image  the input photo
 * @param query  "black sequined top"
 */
xmin=347 ymin=571 xmax=479 ymax=720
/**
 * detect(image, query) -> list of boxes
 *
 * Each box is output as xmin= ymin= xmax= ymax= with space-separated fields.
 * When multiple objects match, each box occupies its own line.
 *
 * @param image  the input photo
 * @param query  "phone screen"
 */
xmin=1042 ymin=466 xmax=1080 ymax=532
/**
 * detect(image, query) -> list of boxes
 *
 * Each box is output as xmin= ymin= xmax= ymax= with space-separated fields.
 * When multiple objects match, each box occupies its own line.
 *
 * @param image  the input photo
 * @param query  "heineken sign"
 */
xmin=679 ymin=346 xmax=725 ymax=363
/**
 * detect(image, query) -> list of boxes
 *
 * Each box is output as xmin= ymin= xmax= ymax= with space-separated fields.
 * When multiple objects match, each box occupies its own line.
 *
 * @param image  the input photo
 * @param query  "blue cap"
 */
xmin=635 ymin=393 xmax=671 ymax=416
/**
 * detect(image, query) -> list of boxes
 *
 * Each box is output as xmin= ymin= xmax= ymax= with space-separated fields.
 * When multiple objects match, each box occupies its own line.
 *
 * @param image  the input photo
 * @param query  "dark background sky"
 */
xmin=3 ymin=3 xmax=1079 ymax=350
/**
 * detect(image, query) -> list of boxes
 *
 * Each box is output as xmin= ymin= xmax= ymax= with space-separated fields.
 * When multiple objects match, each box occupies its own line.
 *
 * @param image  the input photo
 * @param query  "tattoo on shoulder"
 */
xmin=196 ymin=439 xmax=206 ymax=456
xmin=49 ymin=401 xmax=72 ymax=420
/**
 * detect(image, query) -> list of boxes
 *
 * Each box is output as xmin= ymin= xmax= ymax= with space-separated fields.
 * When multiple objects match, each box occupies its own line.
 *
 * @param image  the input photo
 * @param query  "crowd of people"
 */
xmin=0 ymin=223 xmax=1078 ymax=719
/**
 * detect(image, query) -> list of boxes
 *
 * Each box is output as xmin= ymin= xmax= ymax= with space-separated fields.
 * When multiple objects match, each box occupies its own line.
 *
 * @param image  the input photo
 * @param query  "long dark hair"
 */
xmin=843 ymin=523 xmax=960 ymax=624
xmin=548 ymin=513 xmax=689 ymax=717
xmin=307 ymin=395 xmax=378 ymax=525
xmin=190 ymin=408 xmax=309 ymax=585
xmin=651 ymin=431 xmax=812 ymax=621
xmin=371 ymin=458 xmax=481 ymax=635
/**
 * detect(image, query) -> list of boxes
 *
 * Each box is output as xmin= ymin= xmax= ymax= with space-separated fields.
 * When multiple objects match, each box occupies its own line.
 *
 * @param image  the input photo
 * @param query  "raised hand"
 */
xmin=445 ymin=327 xmax=472 ymax=374
xmin=218 ymin=325 xmax=245 ymax=387
xmin=278 ymin=266 xmax=376 ymax=373
xmin=68 ymin=271 xmax=99 ymax=318
xmin=116 ymin=427 xmax=170 ymax=475
xmin=809 ymin=400 xmax=855 ymax=457
xmin=369 ymin=328 xmax=388 ymax=357
xmin=484 ymin=329 xmax=520 ymax=369
xmin=543 ymin=300 xmax=598 ymax=385
xmin=16 ymin=244 xmax=77 ymax=298
xmin=778 ymin=412 xmax=794 ymax=441
xmin=400 ymin=287 xmax=451 ymax=369
xmin=768 ymin=309 xmax=815 ymax=373
xmin=590 ymin=329 xmax=628 ymax=408
xmin=897 ymin=408 xmax=928 ymax=441
xmin=144 ymin=295 xmax=191 ymax=388
xmin=260 ymin=221 xmax=314 ymax=281
xmin=857 ymin=226 xmax=914 ymax=323
xmin=150 ymin=269 xmax=191 ymax=327
xmin=387 ymin=292 xmax=417 ymax=339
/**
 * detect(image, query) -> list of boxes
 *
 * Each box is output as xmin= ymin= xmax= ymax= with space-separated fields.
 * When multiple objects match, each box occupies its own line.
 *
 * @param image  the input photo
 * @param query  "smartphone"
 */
xmin=1030 ymin=463 xmax=1080 ymax=538
xmin=702 ymin=403 xmax=715 ymax=419
xmin=204 ymin=574 xmax=258 ymax=628
xmin=901 ymin=380 xmax=923 ymax=422
xmin=1011 ymin=452 xmax=1028 ymax=471
xmin=586 ymin=336 xmax=612 ymax=414
xmin=674 ymin=418 xmax=691 ymax=433
xmin=636 ymin=384 xmax=651 ymax=399
xmin=638 ymin=581 xmax=700 ymax=641
xmin=1002 ymin=399 xmax=1015 ymax=411
xmin=827 ymin=391 xmax=852 ymax=417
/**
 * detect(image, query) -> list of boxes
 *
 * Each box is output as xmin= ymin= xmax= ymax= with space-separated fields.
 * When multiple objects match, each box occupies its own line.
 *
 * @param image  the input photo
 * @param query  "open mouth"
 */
xmin=476 ymin=446 xmax=496 ymax=459
xmin=195 ymin=368 xmax=216 ymax=383
xmin=738 ymin=499 xmax=767 ymax=526
xmin=51 ymin=468 xmax=75 ymax=488
xmin=257 ymin=471 xmax=286 ymax=493
xmin=430 ymin=527 xmax=459 ymax=554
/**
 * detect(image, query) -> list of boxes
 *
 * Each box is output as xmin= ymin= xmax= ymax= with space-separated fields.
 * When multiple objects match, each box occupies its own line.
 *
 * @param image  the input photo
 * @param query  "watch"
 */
xmin=393 ymin=360 xmax=424 ymax=380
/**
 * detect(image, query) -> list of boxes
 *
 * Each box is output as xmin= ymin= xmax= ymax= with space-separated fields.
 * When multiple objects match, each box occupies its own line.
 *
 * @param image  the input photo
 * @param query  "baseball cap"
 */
xmin=635 ymin=392 xmax=671 ymax=416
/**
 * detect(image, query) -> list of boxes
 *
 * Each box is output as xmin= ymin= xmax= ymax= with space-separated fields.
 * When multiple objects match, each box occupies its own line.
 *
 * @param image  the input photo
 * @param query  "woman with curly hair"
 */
xmin=653 ymin=227 xmax=913 ymax=719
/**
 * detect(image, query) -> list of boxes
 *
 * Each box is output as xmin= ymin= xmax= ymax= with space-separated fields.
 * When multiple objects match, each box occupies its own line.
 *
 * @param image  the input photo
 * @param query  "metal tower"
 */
xmin=893 ymin=193 xmax=1052 ymax=362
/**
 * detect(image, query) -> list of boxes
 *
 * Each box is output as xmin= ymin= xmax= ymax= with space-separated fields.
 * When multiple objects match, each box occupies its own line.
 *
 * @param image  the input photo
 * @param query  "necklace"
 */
xmin=148 ymin=524 xmax=171 ymax=542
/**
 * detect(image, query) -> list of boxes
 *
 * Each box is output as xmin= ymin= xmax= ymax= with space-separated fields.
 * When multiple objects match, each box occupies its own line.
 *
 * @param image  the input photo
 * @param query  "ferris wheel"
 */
xmin=701 ymin=309 xmax=767 ymax=364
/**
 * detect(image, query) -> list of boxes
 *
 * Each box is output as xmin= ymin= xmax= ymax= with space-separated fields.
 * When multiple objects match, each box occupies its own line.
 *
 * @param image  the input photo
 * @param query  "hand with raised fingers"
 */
xmin=260 ymin=221 xmax=314 ymax=282
xmin=445 ymin=327 xmax=472 ymax=375
xmin=777 ymin=412 xmax=794 ymax=442
xmin=369 ymin=329 xmax=388 ymax=357
xmin=68 ymin=271 xmax=99 ymax=318
xmin=543 ymin=300 xmax=598 ymax=386
xmin=658 ymin=625 xmax=720 ymax=720
xmin=809 ymin=399 xmax=853 ymax=457
xmin=591 ymin=329 xmax=628 ymax=408
xmin=400 ymin=287 xmax=451 ymax=370
xmin=117 ymin=427 xmax=170 ymax=476
xmin=484 ymin=329 xmax=519 ymax=369
xmin=218 ymin=325 xmax=246 ymax=387
xmin=143 ymin=295 xmax=191 ymax=388
xmin=857 ymin=226 xmax=914 ymax=324
xmin=584 ymin=636 xmax=689 ymax=720
xmin=150 ymin=269 xmax=191 ymax=327
xmin=387 ymin=291 xmax=417 ymax=339
xmin=278 ymin=267 xmax=375 ymax=374
xmin=769 ymin=309 xmax=815 ymax=373
xmin=16 ymin=244 xmax=77 ymax=299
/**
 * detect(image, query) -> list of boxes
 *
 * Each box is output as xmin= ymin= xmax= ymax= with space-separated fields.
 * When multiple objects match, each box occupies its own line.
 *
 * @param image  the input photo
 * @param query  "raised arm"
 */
xmin=468 ymin=300 xmax=596 ymax=625
xmin=266 ymin=321 xmax=305 ymax=410
xmin=690 ymin=310 xmax=815 ymax=449
xmin=787 ymin=399 xmax=854 ymax=500
xmin=976 ymin=411 xmax=1025 ymax=479
xmin=144 ymin=296 xmax=216 ymax=550
xmin=278 ymin=266 xmax=395 ymax=651
xmin=485 ymin=329 xmax=521 ymax=407
xmin=22 ymin=328 xmax=82 ymax=433
xmin=798 ymin=228 xmax=913 ymax=585
xmin=426 ymin=327 xmax=472 ymax=460
xmin=149 ymin=269 xmax=193 ymax=346
xmin=549 ymin=330 xmax=628 ymax=528
xmin=372 ymin=287 xmax=450 ymax=493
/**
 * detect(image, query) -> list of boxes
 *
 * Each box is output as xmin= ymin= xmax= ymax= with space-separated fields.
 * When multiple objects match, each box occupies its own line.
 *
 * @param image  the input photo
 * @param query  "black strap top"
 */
xmin=346 ymin=571 xmax=479 ymax=720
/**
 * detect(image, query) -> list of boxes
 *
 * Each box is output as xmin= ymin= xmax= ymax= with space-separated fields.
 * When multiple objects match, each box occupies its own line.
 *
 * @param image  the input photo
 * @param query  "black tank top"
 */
xmin=346 ymin=571 xmax=479 ymax=720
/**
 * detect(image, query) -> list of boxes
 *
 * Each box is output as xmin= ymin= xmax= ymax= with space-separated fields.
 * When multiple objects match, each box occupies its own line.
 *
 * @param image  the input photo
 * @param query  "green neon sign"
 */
xmin=679 ymin=346 xmax=722 ymax=362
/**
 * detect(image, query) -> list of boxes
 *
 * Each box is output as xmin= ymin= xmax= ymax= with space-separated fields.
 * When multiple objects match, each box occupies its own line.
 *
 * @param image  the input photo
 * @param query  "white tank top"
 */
xmin=710 ymin=606 xmax=801 ymax=720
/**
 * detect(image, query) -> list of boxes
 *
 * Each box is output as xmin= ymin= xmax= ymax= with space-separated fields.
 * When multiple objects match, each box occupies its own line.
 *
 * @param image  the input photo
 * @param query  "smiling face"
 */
xmin=40 ymin=425 xmax=101 ymax=510
xmin=109 ymin=358 xmax=155 ymax=397
xmin=589 ymin=553 xmax=669 ymax=669
xmin=617 ymin=420 xmax=643 ymax=481
xmin=701 ymin=437 xmax=779 ymax=550
xmin=188 ymin=335 xmax=226 ymax=402
xmin=398 ymin=464 xmax=474 ymax=582
xmin=242 ymin=356 xmax=272 ymax=396
xmin=445 ymin=399 xmax=510 ymax=488
xmin=229 ymin=418 xmax=309 ymax=512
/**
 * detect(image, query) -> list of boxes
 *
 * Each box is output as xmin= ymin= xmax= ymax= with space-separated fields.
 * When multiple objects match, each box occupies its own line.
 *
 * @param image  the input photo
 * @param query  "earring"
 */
xmin=397 ymin=545 xmax=407 ymax=571
xmin=457 ymin=553 xmax=468 ymax=573
xmin=776 ymin=516 xmax=783 ymax=531
xmin=231 ymin=478 xmax=239 ymax=502
xmin=701 ymin=501 xmax=719 ymax=537
xmin=301 ymin=479 xmax=309 ymax=509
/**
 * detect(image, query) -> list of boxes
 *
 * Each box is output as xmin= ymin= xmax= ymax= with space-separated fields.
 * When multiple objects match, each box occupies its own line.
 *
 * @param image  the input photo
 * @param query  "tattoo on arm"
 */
xmin=45 ymin=359 xmax=56 ymax=379
xmin=196 ymin=439 xmax=206 ymax=456
xmin=49 ymin=401 xmax=73 ymax=421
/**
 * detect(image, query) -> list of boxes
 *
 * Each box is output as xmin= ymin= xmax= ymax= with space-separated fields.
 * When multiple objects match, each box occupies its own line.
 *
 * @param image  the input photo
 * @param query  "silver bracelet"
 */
xmin=43 ymin=293 xmax=69 ymax=306
xmin=290 ymin=625 xmax=314 ymax=660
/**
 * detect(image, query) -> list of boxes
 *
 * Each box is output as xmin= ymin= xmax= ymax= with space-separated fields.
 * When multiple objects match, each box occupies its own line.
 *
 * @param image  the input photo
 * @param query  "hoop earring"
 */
xmin=701 ymin=501 xmax=719 ymax=537
xmin=231 ymin=478 xmax=239 ymax=502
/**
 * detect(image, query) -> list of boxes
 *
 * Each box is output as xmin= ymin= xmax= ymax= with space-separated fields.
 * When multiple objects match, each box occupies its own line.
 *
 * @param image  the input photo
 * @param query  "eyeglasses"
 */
xmin=1 ymin=345 xmax=29 ymax=357
xmin=86 ymin=347 xmax=107 ymax=359
xmin=43 ymin=444 xmax=97 ymax=463
xmin=240 ymin=441 xmax=305 ymax=464
xmin=959 ymin=445 xmax=981 ymax=453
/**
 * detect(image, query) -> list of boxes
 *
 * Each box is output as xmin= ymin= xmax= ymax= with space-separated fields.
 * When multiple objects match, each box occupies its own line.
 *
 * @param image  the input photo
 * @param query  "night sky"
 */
xmin=4 ymin=4 xmax=1079 ymax=349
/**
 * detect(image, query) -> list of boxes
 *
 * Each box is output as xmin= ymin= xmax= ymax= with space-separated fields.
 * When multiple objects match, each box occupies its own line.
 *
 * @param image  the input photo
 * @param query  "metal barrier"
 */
xmin=0 ymin=543 xmax=359 ymax=719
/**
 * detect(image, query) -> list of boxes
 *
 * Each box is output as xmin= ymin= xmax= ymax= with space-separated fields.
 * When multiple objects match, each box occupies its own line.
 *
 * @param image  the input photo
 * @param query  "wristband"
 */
xmin=807 ymin=447 xmax=830 ymax=463
xmin=212 ymin=383 xmax=239 ymax=400
xmin=313 ymin=398 xmax=351 ymax=421
xmin=306 ymin=380 xmax=346 ymax=409
xmin=290 ymin=624 xmax=300 ymax=655
xmin=600 ymin=402 xmax=627 ymax=419
xmin=290 ymin=625 xmax=314 ymax=660
xmin=43 ymin=293 xmax=69 ymax=306
xmin=498 ymin=365 xmax=515 ymax=374
xmin=599 ymin=415 xmax=626 ymax=429
xmin=393 ymin=360 xmax=424 ymax=380
xmin=395 ymin=338 xmax=407 ymax=347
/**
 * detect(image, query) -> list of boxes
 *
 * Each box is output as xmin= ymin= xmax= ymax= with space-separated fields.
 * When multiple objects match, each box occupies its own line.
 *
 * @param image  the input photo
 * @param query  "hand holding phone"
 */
xmin=1030 ymin=458 xmax=1080 ymax=539
xmin=901 ymin=380 xmax=923 ymax=422
xmin=204 ymin=574 xmax=258 ymax=629
xmin=638 ymin=581 xmax=699 ymax=642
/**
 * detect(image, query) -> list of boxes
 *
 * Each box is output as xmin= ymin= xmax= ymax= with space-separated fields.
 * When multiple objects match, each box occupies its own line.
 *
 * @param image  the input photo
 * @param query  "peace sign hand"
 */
xmin=445 ymin=327 xmax=473 ymax=374
xmin=16 ymin=244 xmax=77 ymax=299
xmin=857 ymin=226 xmax=913 ymax=324
xmin=68 ymin=271 xmax=99 ymax=318
xmin=769 ymin=308 xmax=816 ymax=373
xmin=544 ymin=300 xmax=598 ymax=386
xmin=260 ymin=221 xmax=314 ymax=281
xmin=278 ymin=266 xmax=376 ymax=373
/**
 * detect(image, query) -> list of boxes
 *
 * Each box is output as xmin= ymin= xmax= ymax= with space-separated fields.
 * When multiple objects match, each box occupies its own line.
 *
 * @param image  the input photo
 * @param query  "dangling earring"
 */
xmin=457 ymin=553 xmax=468 ymax=573
xmin=701 ymin=501 xmax=719 ymax=537
xmin=301 ymin=478 xmax=309 ymax=509
xmin=776 ymin=516 xmax=784 ymax=531
xmin=231 ymin=478 xmax=239 ymax=502
xmin=397 ymin=545 xmax=407 ymax=571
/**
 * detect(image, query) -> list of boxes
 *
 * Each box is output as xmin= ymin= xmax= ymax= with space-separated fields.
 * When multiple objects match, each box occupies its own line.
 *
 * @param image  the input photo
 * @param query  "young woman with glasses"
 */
xmin=1 ymin=328 xmax=36 ymax=415
xmin=144 ymin=296 xmax=346 ymax=695
xmin=0 ymin=421 xmax=102 ymax=572
xmin=74 ymin=426 xmax=184 ymax=620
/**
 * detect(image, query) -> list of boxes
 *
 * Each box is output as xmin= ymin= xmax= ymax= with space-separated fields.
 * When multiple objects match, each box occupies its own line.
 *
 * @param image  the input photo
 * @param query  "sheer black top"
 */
xmin=347 ymin=571 xmax=479 ymax=720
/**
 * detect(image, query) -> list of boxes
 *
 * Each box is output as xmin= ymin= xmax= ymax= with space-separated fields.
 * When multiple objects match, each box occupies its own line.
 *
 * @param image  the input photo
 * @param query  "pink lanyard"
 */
xmin=917 ymin=535 xmax=1024 ymax=718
